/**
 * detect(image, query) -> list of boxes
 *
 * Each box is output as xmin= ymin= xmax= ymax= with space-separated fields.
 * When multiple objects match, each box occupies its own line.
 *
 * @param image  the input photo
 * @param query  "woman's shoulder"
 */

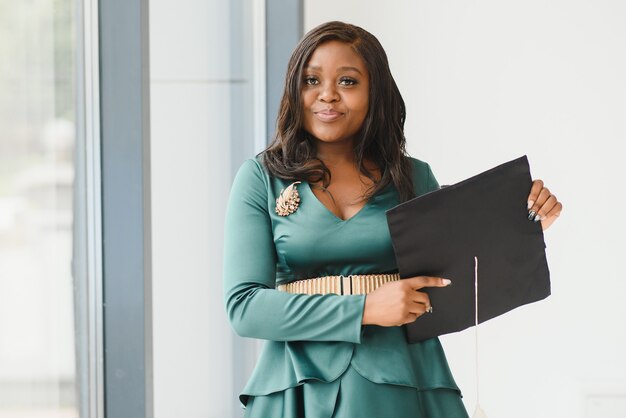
xmin=233 ymin=155 xmax=270 ymax=185
xmin=404 ymin=155 xmax=439 ymax=194
xmin=405 ymin=156 xmax=431 ymax=172
xmin=231 ymin=155 xmax=300 ymax=206
xmin=236 ymin=154 xmax=302 ymax=188
xmin=227 ymin=156 xmax=273 ymax=210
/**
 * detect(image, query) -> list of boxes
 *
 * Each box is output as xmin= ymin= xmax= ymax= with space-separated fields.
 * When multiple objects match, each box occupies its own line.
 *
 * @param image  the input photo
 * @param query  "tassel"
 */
xmin=473 ymin=405 xmax=488 ymax=418
xmin=472 ymin=256 xmax=487 ymax=418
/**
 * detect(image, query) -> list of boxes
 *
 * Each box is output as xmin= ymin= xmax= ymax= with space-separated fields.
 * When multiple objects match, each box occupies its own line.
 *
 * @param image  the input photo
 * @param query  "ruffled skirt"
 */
xmin=243 ymin=363 xmax=469 ymax=418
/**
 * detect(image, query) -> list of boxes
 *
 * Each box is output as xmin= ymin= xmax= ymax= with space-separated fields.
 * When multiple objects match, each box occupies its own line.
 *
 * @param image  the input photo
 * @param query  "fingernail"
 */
xmin=534 ymin=214 xmax=542 ymax=222
xmin=527 ymin=200 xmax=534 ymax=209
xmin=528 ymin=210 xmax=537 ymax=221
xmin=442 ymin=279 xmax=451 ymax=286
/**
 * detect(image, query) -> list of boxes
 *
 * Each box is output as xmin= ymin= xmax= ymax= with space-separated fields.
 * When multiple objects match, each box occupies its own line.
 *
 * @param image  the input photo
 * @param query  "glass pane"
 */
xmin=0 ymin=1 xmax=84 ymax=417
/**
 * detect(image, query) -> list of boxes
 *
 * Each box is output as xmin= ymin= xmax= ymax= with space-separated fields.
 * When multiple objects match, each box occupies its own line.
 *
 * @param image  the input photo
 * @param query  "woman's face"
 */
xmin=301 ymin=40 xmax=369 ymax=146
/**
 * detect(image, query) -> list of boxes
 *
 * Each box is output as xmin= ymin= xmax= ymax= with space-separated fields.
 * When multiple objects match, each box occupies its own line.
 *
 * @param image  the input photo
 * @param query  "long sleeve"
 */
xmin=222 ymin=159 xmax=366 ymax=343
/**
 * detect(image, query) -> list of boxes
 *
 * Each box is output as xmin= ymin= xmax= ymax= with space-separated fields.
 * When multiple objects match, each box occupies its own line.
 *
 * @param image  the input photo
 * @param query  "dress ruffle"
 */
xmin=240 ymin=340 xmax=355 ymax=405
xmin=240 ymin=326 xmax=461 ymax=407
xmin=243 ymin=363 xmax=468 ymax=418
xmin=350 ymin=325 xmax=460 ymax=390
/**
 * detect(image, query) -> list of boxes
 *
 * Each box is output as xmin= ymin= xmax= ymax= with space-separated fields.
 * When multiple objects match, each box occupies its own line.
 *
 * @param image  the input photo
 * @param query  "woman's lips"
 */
xmin=314 ymin=110 xmax=343 ymax=122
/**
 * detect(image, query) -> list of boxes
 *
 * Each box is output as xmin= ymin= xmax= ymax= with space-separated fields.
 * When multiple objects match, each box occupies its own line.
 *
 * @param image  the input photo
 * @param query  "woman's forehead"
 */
xmin=305 ymin=41 xmax=366 ymax=71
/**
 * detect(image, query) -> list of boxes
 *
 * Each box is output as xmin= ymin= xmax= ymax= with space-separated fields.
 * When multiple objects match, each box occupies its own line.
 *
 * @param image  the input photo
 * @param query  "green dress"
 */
xmin=223 ymin=156 xmax=469 ymax=418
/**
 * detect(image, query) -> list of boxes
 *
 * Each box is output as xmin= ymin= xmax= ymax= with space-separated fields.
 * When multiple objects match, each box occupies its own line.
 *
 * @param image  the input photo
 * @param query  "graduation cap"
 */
xmin=386 ymin=155 xmax=551 ymax=344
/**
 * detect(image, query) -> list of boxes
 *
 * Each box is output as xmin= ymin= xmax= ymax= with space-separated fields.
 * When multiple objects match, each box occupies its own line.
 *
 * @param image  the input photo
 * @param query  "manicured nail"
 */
xmin=534 ymin=214 xmax=542 ymax=222
xmin=528 ymin=210 xmax=537 ymax=221
xmin=442 ymin=279 xmax=451 ymax=286
xmin=527 ymin=200 xmax=534 ymax=209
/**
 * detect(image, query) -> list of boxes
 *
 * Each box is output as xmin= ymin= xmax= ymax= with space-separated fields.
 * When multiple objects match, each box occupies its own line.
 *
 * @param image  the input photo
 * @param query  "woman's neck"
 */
xmin=315 ymin=139 xmax=355 ymax=167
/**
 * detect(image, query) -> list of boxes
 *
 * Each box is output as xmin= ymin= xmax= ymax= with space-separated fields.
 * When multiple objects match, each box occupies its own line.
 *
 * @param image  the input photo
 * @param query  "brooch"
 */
xmin=275 ymin=181 xmax=301 ymax=216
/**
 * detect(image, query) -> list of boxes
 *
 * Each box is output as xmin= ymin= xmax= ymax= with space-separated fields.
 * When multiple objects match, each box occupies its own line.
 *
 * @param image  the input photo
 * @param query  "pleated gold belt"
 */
xmin=276 ymin=273 xmax=400 ymax=296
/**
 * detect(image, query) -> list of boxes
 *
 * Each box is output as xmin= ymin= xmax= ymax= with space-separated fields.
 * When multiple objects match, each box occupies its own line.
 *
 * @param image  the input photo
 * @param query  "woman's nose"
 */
xmin=318 ymin=82 xmax=339 ymax=102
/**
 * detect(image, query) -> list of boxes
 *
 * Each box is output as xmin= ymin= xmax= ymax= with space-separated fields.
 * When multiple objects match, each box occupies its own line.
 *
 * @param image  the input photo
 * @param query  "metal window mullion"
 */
xmin=99 ymin=0 xmax=152 ymax=417
xmin=253 ymin=0 xmax=267 ymax=154
xmin=79 ymin=0 xmax=105 ymax=416
xmin=265 ymin=0 xmax=303 ymax=142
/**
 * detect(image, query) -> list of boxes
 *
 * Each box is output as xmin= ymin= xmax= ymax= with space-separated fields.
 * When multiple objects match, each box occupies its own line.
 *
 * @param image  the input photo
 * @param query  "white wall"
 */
xmin=149 ymin=1 xmax=259 ymax=417
xmin=305 ymin=2 xmax=626 ymax=417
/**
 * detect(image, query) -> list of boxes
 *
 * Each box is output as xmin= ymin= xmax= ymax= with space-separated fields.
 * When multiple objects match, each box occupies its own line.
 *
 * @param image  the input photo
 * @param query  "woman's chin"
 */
xmin=309 ymin=133 xmax=355 ymax=145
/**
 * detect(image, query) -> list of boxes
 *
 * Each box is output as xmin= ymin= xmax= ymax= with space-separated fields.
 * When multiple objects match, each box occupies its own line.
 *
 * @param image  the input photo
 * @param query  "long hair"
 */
xmin=262 ymin=21 xmax=415 ymax=202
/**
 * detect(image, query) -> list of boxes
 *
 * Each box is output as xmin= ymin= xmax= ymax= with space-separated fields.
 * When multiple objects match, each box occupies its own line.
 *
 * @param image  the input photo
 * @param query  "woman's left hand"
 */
xmin=527 ymin=179 xmax=563 ymax=231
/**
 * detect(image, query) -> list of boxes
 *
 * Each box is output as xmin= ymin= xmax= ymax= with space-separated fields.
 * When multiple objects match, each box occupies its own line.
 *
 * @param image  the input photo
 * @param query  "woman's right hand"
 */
xmin=361 ymin=276 xmax=451 ymax=327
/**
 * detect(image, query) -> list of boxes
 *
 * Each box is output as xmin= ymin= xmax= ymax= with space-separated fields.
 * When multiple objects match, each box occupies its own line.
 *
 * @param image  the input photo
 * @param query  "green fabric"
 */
xmin=243 ymin=364 xmax=469 ymax=418
xmin=223 ymin=156 xmax=465 ymax=414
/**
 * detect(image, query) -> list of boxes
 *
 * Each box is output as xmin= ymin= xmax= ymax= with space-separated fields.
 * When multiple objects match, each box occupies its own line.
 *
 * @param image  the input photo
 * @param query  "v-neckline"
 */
xmin=303 ymin=181 xmax=390 ymax=223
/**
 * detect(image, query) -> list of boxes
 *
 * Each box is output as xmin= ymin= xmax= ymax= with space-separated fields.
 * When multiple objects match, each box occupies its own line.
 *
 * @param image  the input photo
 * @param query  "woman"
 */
xmin=223 ymin=21 xmax=562 ymax=418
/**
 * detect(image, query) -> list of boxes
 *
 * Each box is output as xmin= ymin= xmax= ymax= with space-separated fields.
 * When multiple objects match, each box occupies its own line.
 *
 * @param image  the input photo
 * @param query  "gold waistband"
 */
xmin=276 ymin=273 xmax=400 ymax=296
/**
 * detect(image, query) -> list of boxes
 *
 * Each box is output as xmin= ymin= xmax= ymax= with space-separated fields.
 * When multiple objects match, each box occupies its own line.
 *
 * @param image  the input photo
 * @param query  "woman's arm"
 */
xmin=222 ymin=159 xmax=366 ymax=343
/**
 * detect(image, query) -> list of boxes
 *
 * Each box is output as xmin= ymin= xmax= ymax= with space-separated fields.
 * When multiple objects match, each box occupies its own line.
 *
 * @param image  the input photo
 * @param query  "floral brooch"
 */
xmin=275 ymin=181 xmax=301 ymax=216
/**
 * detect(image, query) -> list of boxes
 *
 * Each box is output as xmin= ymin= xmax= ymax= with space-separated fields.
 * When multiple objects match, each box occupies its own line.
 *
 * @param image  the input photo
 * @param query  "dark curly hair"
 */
xmin=261 ymin=21 xmax=415 ymax=202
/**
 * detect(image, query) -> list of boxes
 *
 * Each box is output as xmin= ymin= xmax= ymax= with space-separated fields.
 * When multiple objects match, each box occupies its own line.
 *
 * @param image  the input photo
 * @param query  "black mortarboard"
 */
xmin=386 ymin=155 xmax=551 ymax=344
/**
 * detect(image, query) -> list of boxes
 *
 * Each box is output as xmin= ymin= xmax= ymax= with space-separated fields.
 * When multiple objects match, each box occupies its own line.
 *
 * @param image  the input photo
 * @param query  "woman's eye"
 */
xmin=304 ymin=76 xmax=319 ymax=85
xmin=339 ymin=77 xmax=357 ymax=86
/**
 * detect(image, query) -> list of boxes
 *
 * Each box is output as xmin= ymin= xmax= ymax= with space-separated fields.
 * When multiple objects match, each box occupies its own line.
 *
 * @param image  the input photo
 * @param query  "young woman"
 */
xmin=223 ymin=21 xmax=562 ymax=418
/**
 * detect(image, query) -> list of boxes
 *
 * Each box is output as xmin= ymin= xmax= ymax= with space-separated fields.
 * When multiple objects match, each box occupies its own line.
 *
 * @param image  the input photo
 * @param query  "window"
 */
xmin=0 ymin=1 xmax=99 ymax=417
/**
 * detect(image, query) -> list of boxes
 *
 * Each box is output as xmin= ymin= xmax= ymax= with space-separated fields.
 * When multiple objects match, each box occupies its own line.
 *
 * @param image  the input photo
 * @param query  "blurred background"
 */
xmin=0 ymin=1 xmax=81 ymax=417
xmin=0 ymin=0 xmax=624 ymax=417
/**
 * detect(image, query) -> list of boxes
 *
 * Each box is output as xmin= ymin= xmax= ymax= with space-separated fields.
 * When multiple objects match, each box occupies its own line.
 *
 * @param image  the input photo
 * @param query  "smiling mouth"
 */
xmin=314 ymin=110 xmax=344 ymax=122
